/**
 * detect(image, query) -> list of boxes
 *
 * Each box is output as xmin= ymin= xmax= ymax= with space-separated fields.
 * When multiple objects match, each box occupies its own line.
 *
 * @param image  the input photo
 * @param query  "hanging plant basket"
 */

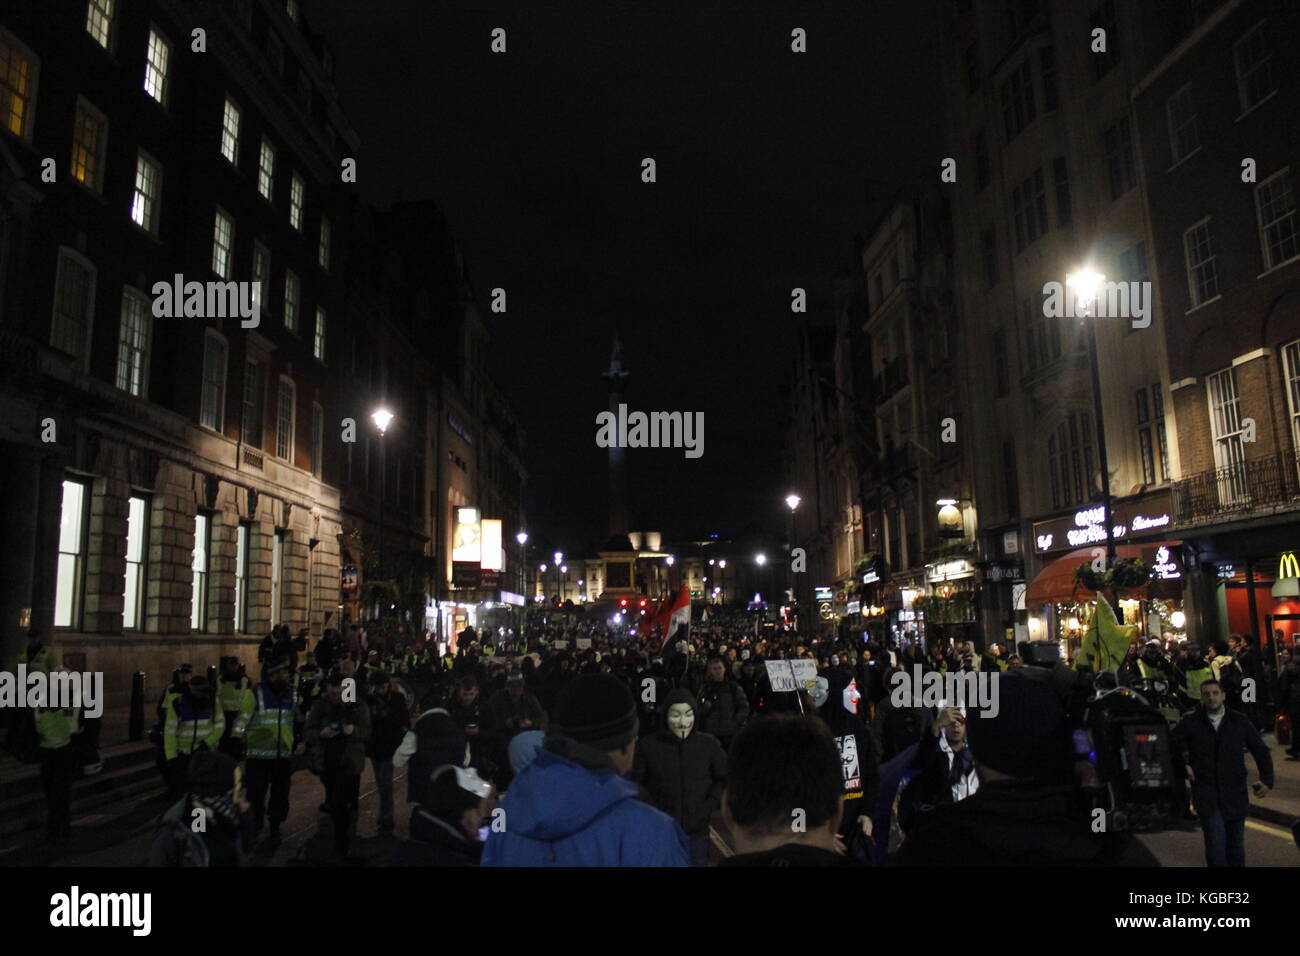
xmin=1075 ymin=558 xmax=1152 ymax=593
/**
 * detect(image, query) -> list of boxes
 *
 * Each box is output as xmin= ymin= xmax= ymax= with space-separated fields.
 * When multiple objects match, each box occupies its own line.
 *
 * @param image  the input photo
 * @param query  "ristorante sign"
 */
xmin=1031 ymin=491 xmax=1174 ymax=555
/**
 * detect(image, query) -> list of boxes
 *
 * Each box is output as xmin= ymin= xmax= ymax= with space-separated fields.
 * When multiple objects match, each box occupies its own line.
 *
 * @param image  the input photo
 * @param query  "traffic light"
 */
xmin=619 ymin=598 xmax=629 ymax=608
xmin=639 ymin=599 xmax=647 ymax=607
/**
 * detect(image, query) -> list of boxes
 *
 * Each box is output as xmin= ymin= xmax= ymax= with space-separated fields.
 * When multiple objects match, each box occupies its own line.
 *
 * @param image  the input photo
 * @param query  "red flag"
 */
xmin=659 ymin=586 xmax=692 ymax=651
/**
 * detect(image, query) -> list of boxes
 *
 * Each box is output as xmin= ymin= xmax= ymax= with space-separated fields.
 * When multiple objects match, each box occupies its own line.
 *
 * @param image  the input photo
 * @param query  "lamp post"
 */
xmin=516 ymin=530 xmax=528 ymax=634
xmin=371 ymin=408 xmax=393 ymax=616
xmin=785 ymin=493 xmax=801 ymax=611
xmin=1067 ymin=269 xmax=1116 ymax=567
xmin=553 ymin=552 xmax=563 ymax=605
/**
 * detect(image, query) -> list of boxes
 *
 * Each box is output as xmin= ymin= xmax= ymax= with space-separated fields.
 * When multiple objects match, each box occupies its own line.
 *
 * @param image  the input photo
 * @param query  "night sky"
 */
xmin=308 ymin=0 xmax=943 ymax=553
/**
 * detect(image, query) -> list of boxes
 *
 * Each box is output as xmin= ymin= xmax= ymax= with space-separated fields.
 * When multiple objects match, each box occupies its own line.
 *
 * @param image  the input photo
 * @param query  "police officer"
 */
xmin=163 ymin=676 xmax=225 ymax=799
xmin=217 ymin=657 xmax=255 ymax=760
xmin=245 ymin=659 xmax=297 ymax=839
xmin=36 ymin=668 xmax=81 ymax=842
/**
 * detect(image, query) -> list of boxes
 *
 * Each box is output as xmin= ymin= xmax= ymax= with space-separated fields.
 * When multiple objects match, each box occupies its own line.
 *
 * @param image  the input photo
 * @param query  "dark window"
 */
xmin=1011 ymin=168 xmax=1048 ymax=252
xmin=1091 ymin=0 xmax=1119 ymax=79
xmin=981 ymin=227 xmax=999 ymax=288
xmin=965 ymin=43 xmax=980 ymax=93
xmin=1102 ymin=116 xmax=1136 ymax=200
xmin=1053 ymin=156 xmax=1072 ymax=229
xmin=999 ymin=59 xmax=1036 ymax=144
xmin=1040 ymin=46 xmax=1058 ymax=111
xmin=1003 ymin=439 xmax=1019 ymax=517
xmin=974 ymin=130 xmax=990 ymax=190
xmin=1152 ymin=384 xmax=1170 ymax=481
xmin=242 ymin=359 xmax=264 ymax=448
xmin=993 ymin=328 xmax=1009 ymax=396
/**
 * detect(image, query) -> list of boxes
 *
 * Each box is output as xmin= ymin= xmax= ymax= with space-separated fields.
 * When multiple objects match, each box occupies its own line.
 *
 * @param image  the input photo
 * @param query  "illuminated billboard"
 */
xmin=452 ymin=507 xmax=481 ymax=562
xmin=481 ymin=518 xmax=503 ymax=571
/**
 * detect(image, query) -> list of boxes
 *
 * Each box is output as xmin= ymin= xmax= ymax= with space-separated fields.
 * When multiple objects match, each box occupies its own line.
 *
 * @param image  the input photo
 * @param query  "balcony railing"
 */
xmin=1171 ymin=452 xmax=1300 ymax=524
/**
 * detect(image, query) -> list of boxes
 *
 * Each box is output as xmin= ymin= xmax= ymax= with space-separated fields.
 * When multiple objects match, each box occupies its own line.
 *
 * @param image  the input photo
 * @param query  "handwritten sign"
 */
xmin=764 ymin=659 xmax=818 ymax=692
xmin=575 ymin=638 xmax=592 ymax=650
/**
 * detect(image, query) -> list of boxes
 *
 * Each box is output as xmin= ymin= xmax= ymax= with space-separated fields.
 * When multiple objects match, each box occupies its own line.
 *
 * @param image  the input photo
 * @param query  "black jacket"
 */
xmin=391 ymin=808 xmax=482 ymax=867
xmin=894 ymin=781 xmax=1159 ymax=866
xmin=719 ymin=844 xmax=856 ymax=867
xmin=696 ymin=677 xmax=750 ymax=740
xmin=634 ymin=689 xmax=727 ymax=835
xmin=366 ymin=688 xmax=410 ymax=762
xmin=1172 ymin=707 xmax=1274 ymax=818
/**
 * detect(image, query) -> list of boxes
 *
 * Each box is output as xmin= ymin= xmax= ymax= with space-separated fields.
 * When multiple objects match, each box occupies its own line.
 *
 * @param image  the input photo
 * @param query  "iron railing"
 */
xmin=1170 ymin=452 xmax=1300 ymax=524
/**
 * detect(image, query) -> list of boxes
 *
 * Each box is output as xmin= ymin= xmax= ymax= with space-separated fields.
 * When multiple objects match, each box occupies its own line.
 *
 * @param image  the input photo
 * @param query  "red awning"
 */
xmin=1025 ymin=542 xmax=1182 ymax=606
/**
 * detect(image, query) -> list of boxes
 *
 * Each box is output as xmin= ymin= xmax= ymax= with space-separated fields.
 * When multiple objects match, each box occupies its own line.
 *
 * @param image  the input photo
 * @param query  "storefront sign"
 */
xmin=815 ymin=586 xmax=833 ymax=601
xmin=480 ymin=519 xmax=504 ymax=571
xmin=927 ymin=559 xmax=971 ymax=581
xmin=452 ymin=508 xmax=481 ymax=562
xmin=1031 ymin=492 xmax=1173 ymax=554
xmin=1280 ymin=552 xmax=1300 ymax=579
xmin=862 ymin=570 xmax=879 ymax=584
xmin=847 ymin=600 xmax=861 ymax=615
xmin=452 ymin=561 xmax=481 ymax=588
xmin=1152 ymin=546 xmax=1181 ymax=580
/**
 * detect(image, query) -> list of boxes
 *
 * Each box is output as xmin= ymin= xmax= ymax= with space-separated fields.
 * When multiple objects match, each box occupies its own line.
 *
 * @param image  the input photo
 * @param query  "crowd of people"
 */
xmin=120 ymin=607 xmax=1291 ymax=867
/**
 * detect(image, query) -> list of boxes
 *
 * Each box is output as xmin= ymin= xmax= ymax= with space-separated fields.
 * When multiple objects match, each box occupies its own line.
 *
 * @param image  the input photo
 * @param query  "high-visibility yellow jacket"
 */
xmin=245 ymin=683 xmax=297 ymax=760
xmin=218 ymin=676 xmax=255 ymax=737
xmin=20 ymin=644 xmax=60 ymax=674
xmin=1182 ymin=664 xmax=1213 ymax=701
xmin=164 ymin=694 xmax=225 ymax=760
xmin=37 ymin=706 xmax=80 ymax=750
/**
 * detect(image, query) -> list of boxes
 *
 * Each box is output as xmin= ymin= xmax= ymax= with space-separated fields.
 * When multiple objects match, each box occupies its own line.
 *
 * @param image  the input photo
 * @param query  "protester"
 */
xmin=894 ymin=670 xmax=1159 ymax=866
xmin=634 ymin=688 xmax=727 ymax=866
xmin=1172 ymin=679 xmax=1274 ymax=867
xmin=393 ymin=684 xmax=470 ymax=807
xmin=392 ymin=766 xmax=495 ymax=867
xmin=305 ymin=673 xmax=372 ymax=860
xmin=483 ymin=673 xmax=689 ymax=865
xmin=366 ymin=669 xmax=410 ymax=831
xmin=147 ymin=750 xmax=254 ymax=867
xmin=719 ymin=715 xmax=853 ymax=866
xmin=898 ymin=705 xmax=979 ymax=833
xmin=697 ymin=657 xmax=750 ymax=752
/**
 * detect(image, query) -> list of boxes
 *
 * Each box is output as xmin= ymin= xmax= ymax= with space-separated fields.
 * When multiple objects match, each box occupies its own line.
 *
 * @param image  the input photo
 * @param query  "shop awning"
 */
xmin=1025 ymin=542 xmax=1183 ymax=606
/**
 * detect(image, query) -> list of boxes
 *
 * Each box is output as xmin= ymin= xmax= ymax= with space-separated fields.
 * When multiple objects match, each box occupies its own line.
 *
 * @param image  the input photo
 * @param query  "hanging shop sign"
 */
xmin=1151 ymin=546 xmax=1181 ymax=580
xmin=1031 ymin=491 xmax=1173 ymax=555
xmin=815 ymin=586 xmax=834 ymax=601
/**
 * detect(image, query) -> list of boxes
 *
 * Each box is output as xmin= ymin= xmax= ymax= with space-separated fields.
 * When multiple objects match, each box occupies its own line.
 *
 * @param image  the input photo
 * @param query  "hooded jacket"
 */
xmin=633 ymin=688 xmax=728 ymax=835
xmin=482 ymin=735 xmax=689 ymax=866
xmin=392 ymin=808 xmax=483 ymax=867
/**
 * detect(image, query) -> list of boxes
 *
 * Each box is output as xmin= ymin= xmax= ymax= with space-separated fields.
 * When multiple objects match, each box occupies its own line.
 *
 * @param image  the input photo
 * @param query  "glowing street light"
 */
xmin=516 ymin=531 xmax=528 ymax=546
xmin=785 ymin=493 xmax=801 ymax=512
xmin=1066 ymin=269 xmax=1105 ymax=317
xmin=370 ymin=408 xmax=394 ymax=434
xmin=666 ymin=556 xmax=675 ymax=566
xmin=755 ymin=554 xmax=767 ymax=566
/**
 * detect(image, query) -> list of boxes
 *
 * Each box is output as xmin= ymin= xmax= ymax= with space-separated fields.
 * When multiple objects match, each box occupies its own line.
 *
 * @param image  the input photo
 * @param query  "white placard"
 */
xmin=575 ymin=638 xmax=592 ymax=650
xmin=553 ymin=640 xmax=569 ymax=650
xmin=764 ymin=659 xmax=818 ymax=692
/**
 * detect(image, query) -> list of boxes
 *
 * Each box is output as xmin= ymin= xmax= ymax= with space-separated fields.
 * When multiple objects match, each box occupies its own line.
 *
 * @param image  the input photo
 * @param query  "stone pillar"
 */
xmin=247 ymin=521 xmax=274 ymax=635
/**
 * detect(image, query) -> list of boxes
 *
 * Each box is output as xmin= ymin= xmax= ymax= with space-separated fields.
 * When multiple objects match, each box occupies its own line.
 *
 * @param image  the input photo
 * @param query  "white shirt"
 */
xmin=940 ymin=732 xmax=979 ymax=802
xmin=1208 ymin=708 xmax=1225 ymax=732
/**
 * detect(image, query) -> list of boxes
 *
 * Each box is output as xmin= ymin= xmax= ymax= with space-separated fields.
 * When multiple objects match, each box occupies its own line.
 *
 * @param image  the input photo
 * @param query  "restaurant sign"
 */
xmin=1031 ymin=491 xmax=1173 ymax=555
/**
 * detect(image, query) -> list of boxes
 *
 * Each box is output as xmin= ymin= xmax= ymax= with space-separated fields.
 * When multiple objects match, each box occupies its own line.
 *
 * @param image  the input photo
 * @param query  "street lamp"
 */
xmin=515 ymin=530 xmax=527 ymax=632
xmin=785 ymin=493 xmax=801 ymax=609
xmin=1067 ymin=267 xmax=1117 ymax=566
xmin=371 ymin=408 xmax=393 ymax=609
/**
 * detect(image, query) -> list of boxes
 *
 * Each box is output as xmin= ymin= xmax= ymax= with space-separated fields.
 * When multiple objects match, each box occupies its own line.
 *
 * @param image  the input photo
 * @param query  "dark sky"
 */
xmin=307 ymin=0 xmax=943 ymax=554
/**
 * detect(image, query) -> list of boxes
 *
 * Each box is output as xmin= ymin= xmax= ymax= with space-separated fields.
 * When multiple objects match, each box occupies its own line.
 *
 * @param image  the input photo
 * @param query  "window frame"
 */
xmin=220 ymin=96 xmax=241 ymax=165
xmin=1233 ymin=21 xmax=1274 ymax=114
xmin=289 ymin=172 xmax=304 ymax=231
xmin=276 ymin=375 xmax=296 ymax=462
xmin=1166 ymin=83 xmax=1198 ymax=165
xmin=50 ymin=246 xmax=97 ymax=367
xmin=1254 ymin=168 xmax=1298 ymax=272
xmin=123 ymin=493 xmax=149 ymax=631
xmin=212 ymin=206 xmax=235 ymax=279
xmin=115 ymin=286 xmax=153 ymax=397
xmin=71 ymin=94 xmax=109 ymax=193
xmin=54 ymin=477 xmax=91 ymax=630
xmin=1183 ymin=216 xmax=1219 ymax=308
xmin=234 ymin=521 xmax=251 ymax=633
xmin=0 ymin=26 xmax=41 ymax=142
xmin=85 ymin=0 xmax=117 ymax=52
xmin=143 ymin=25 xmax=171 ymax=106
xmin=283 ymin=267 xmax=300 ymax=333
xmin=200 ymin=329 xmax=229 ymax=432
xmin=313 ymin=306 xmax=326 ymax=362
xmin=191 ymin=513 xmax=211 ymax=631
xmin=130 ymin=148 xmax=163 ymax=235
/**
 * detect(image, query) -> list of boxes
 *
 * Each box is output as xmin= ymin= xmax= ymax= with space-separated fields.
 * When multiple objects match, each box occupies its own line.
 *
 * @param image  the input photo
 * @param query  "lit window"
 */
xmin=123 ymin=495 xmax=148 ymax=629
xmin=272 ymin=530 xmax=287 ymax=623
xmin=192 ymin=514 xmax=210 ymax=631
xmin=115 ymin=289 xmax=152 ymax=397
xmin=1 ymin=30 xmax=38 ymax=139
xmin=277 ymin=377 xmax=295 ymax=461
xmin=258 ymin=138 xmax=275 ymax=200
xmin=143 ymin=28 xmax=170 ymax=104
xmin=1207 ymin=367 xmax=1247 ymax=504
xmin=220 ymin=97 xmax=240 ymax=164
xmin=319 ymin=216 xmax=331 ymax=270
xmin=313 ymin=307 xmax=326 ymax=361
xmin=51 ymin=249 xmax=95 ymax=360
xmin=130 ymin=150 xmax=162 ymax=233
xmin=234 ymin=522 xmax=250 ymax=632
xmin=212 ymin=207 xmax=234 ymax=278
xmin=289 ymin=172 xmax=304 ymax=230
xmin=283 ymin=269 xmax=300 ymax=333
xmin=71 ymin=96 xmax=108 ymax=191
xmin=54 ymin=479 xmax=89 ymax=629
xmin=85 ymin=0 xmax=115 ymax=50
xmin=200 ymin=331 xmax=228 ymax=430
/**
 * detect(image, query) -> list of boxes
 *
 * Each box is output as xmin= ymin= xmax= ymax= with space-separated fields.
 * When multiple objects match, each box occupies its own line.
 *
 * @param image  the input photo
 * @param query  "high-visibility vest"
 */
xmin=1138 ymin=659 xmax=1165 ymax=680
xmin=218 ymin=677 xmax=255 ymax=737
xmin=164 ymin=696 xmax=225 ymax=760
xmin=37 ymin=706 xmax=79 ymax=750
xmin=1183 ymin=665 xmax=1213 ymax=700
xmin=20 ymin=645 xmax=60 ymax=674
xmin=245 ymin=684 xmax=297 ymax=760
xmin=297 ymin=667 xmax=322 ymax=704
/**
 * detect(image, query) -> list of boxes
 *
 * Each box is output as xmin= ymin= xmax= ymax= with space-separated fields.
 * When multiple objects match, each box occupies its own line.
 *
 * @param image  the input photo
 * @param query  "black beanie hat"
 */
xmin=966 ymin=670 xmax=1069 ymax=782
xmin=553 ymin=673 xmax=638 ymax=751
xmin=188 ymin=750 xmax=237 ymax=798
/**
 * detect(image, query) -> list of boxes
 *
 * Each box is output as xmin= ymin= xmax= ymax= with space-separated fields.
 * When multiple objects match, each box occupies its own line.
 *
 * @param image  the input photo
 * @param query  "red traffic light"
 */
xmin=639 ymin=599 xmax=647 ymax=607
xmin=619 ymin=598 xmax=628 ymax=607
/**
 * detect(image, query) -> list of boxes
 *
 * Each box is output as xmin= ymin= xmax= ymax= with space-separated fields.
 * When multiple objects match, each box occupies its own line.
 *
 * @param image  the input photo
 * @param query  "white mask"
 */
xmin=667 ymin=702 xmax=695 ymax=740
xmin=842 ymin=679 xmax=861 ymax=715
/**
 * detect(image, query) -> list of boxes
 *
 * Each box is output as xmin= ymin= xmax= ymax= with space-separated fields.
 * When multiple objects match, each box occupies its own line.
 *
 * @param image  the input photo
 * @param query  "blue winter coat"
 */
xmin=482 ymin=745 xmax=689 ymax=866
